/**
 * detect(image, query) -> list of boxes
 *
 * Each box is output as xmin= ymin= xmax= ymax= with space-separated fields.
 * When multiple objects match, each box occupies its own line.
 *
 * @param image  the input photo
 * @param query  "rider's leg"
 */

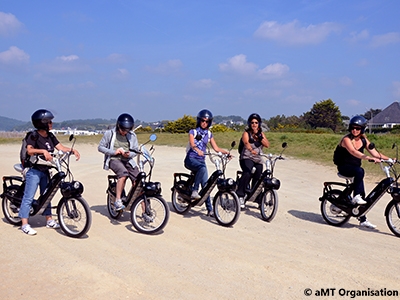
xmin=250 ymin=163 xmax=263 ymax=190
xmin=338 ymin=165 xmax=365 ymax=197
xmin=237 ymin=159 xmax=254 ymax=198
xmin=19 ymin=168 xmax=42 ymax=226
xmin=184 ymin=155 xmax=207 ymax=191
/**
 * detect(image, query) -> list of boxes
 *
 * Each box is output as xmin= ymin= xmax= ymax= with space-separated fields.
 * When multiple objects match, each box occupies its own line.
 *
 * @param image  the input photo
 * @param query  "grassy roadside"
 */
xmin=2 ymin=131 xmax=399 ymax=178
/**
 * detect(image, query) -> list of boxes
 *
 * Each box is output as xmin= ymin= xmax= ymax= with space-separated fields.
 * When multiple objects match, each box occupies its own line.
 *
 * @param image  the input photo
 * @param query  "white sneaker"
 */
xmin=360 ymin=220 xmax=377 ymax=229
xmin=115 ymin=199 xmax=125 ymax=211
xmin=239 ymin=197 xmax=245 ymax=209
xmin=21 ymin=224 xmax=37 ymax=235
xmin=46 ymin=219 xmax=60 ymax=229
xmin=352 ymin=194 xmax=367 ymax=205
xmin=191 ymin=190 xmax=201 ymax=200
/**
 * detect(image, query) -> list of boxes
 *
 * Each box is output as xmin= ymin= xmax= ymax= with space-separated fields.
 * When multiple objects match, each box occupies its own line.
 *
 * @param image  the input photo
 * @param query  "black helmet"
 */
xmin=349 ymin=115 xmax=367 ymax=134
xmin=116 ymin=113 xmax=134 ymax=131
xmin=31 ymin=109 xmax=54 ymax=131
xmin=247 ymin=113 xmax=262 ymax=127
xmin=196 ymin=109 xmax=213 ymax=128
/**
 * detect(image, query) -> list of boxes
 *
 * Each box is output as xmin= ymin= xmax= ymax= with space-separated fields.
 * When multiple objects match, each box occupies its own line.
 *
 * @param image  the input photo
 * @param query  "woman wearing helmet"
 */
xmin=98 ymin=113 xmax=140 ymax=211
xmin=236 ymin=113 xmax=270 ymax=209
xmin=333 ymin=115 xmax=392 ymax=229
xmin=19 ymin=109 xmax=80 ymax=235
xmin=184 ymin=109 xmax=229 ymax=216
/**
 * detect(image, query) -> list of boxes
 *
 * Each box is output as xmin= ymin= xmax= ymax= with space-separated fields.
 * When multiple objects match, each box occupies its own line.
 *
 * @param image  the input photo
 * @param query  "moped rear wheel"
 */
xmin=130 ymin=195 xmax=170 ymax=234
xmin=2 ymin=185 xmax=22 ymax=225
xmin=58 ymin=196 xmax=92 ymax=238
xmin=260 ymin=189 xmax=278 ymax=222
xmin=106 ymin=183 xmax=123 ymax=219
xmin=320 ymin=190 xmax=350 ymax=226
xmin=385 ymin=200 xmax=400 ymax=237
xmin=171 ymin=188 xmax=191 ymax=214
xmin=213 ymin=191 xmax=240 ymax=227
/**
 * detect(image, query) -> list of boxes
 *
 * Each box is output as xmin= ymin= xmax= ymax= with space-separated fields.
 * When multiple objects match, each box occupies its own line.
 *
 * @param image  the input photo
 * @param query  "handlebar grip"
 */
xmin=368 ymin=159 xmax=375 ymax=162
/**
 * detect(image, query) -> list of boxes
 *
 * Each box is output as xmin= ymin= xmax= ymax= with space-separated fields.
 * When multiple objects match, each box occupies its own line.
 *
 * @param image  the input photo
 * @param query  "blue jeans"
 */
xmin=337 ymin=164 xmax=367 ymax=222
xmin=184 ymin=155 xmax=212 ymax=212
xmin=19 ymin=168 xmax=51 ymax=219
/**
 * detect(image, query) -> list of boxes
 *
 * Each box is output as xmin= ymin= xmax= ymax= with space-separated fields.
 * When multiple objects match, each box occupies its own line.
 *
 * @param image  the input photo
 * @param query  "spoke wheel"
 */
xmin=386 ymin=200 xmax=400 ymax=237
xmin=58 ymin=197 xmax=92 ymax=238
xmin=2 ymin=185 xmax=22 ymax=225
xmin=171 ymin=188 xmax=191 ymax=214
xmin=130 ymin=196 xmax=170 ymax=234
xmin=213 ymin=191 xmax=240 ymax=227
xmin=320 ymin=190 xmax=350 ymax=226
xmin=260 ymin=189 xmax=278 ymax=222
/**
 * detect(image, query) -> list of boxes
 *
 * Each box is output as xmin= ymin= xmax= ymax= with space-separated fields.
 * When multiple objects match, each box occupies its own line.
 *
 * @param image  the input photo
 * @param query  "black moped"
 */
xmin=171 ymin=141 xmax=240 ymax=227
xmin=319 ymin=143 xmax=400 ymax=237
xmin=106 ymin=134 xmax=170 ymax=234
xmin=1 ymin=135 xmax=92 ymax=238
xmin=236 ymin=142 xmax=287 ymax=222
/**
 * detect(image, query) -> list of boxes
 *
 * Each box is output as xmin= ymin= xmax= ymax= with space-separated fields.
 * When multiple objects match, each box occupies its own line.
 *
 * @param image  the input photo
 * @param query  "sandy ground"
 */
xmin=0 ymin=142 xmax=399 ymax=300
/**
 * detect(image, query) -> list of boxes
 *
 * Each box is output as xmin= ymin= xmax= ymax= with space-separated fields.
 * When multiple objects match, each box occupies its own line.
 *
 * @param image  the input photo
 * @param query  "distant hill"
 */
xmin=0 ymin=116 xmax=28 ymax=131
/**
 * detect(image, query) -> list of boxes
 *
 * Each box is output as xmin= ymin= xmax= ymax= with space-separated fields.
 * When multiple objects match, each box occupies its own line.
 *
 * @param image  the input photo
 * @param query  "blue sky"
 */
xmin=0 ymin=0 xmax=399 ymax=122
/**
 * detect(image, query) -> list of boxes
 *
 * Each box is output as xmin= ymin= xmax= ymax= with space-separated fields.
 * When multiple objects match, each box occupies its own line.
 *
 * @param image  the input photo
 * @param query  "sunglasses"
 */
xmin=251 ymin=121 xmax=259 ymax=124
xmin=201 ymin=119 xmax=209 ymax=123
xmin=350 ymin=126 xmax=362 ymax=131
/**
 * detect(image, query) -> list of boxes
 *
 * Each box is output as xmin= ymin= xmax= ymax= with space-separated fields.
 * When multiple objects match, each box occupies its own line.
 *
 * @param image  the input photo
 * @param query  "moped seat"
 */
xmin=337 ymin=173 xmax=354 ymax=183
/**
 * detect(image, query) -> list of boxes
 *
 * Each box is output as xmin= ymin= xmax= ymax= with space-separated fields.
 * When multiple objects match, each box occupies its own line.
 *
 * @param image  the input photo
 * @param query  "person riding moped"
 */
xmin=333 ymin=115 xmax=393 ymax=229
xmin=19 ymin=109 xmax=80 ymax=236
xmin=98 ymin=113 xmax=139 ymax=211
xmin=236 ymin=113 xmax=270 ymax=209
xmin=184 ymin=109 xmax=230 ymax=217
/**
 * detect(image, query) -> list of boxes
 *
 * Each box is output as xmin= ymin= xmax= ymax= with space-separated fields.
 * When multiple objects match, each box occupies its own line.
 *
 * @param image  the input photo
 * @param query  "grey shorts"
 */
xmin=109 ymin=159 xmax=139 ymax=182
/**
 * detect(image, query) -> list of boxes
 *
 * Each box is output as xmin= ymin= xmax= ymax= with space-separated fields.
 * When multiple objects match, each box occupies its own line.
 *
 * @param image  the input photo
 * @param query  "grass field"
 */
xmin=2 ymin=131 xmax=399 ymax=178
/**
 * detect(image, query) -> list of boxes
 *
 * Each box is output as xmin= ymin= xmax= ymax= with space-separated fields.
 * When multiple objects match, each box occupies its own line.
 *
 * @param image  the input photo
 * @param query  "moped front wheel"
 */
xmin=57 ymin=196 xmax=92 ymax=238
xmin=385 ymin=200 xmax=400 ymax=237
xmin=106 ymin=183 xmax=123 ymax=219
xmin=320 ymin=190 xmax=350 ymax=226
xmin=213 ymin=191 xmax=240 ymax=227
xmin=130 ymin=195 xmax=170 ymax=234
xmin=260 ymin=189 xmax=278 ymax=222
xmin=1 ymin=185 xmax=22 ymax=226
xmin=171 ymin=188 xmax=191 ymax=214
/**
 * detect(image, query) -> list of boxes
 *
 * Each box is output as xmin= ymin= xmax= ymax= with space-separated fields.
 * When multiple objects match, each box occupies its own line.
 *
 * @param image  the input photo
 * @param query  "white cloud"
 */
xmin=0 ymin=12 xmax=23 ymax=36
xmin=0 ymin=46 xmax=29 ymax=65
xmin=348 ymin=30 xmax=369 ymax=43
xmin=145 ymin=59 xmax=183 ymax=74
xmin=339 ymin=76 xmax=353 ymax=86
xmin=219 ymin=54 xmax=258 ymax=75
xmin=370 ymin=32 xmax=400 ymax=48
xmin=219 ymin=54 xmax=289 ymax=79
xmin=57 ymin=55 xmax=79 ymax=62
xmin=112 ymin=68 xmax=130 ymax=81
xmin=259 ymin=63 xmax=289 ymax=77
xmin=192 ymin=79 xmax=215 ymax=89
xmin=254 ymin=19 xmax=341 ymax=45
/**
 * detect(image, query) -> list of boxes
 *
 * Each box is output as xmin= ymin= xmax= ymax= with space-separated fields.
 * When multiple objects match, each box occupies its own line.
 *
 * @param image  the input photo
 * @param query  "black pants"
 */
xmin=237 ymin=159 xmax=262 ymax=198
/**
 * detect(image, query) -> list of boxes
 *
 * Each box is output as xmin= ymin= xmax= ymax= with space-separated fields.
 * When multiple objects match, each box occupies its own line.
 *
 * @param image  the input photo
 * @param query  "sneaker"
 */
xmin=46 ymin=219 xmax=60 ymax=229
xmin=115 ymin=199 xmax=125 ymax=211
xmin=21 ymin=224 xmax=37 ymax=235
xmin=360 ymin=220 xmax=377 ymax=229
xmin=239 ymin=197 xmax=245 ymax=209
xmin=142 ymin=213 xmax=153 ymax=223
xmin=207 ymin=210 xmax=214 ymax=217
xmin=352 ymin=194 xmax=367 ymax=205
xmin=191 ymin=190 xmax=201 ymax=200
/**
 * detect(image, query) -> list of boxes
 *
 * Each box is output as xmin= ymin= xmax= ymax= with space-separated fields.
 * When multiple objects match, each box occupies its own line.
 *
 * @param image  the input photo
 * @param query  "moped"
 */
xmin=171 ymin=141 xmax=240 ymax=227
xmin=106 ymin=134 xmax=170 ymax=234
xmin=1 ymin=135 xmax=92 ymax=238
xmin=319 ymin=143 xmax=400 ymax=237
xmin=236 ymin=142 xmax=287 ymax=222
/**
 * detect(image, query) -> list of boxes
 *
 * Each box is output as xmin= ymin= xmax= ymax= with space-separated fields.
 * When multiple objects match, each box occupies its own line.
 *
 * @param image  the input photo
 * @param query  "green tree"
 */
xmin=303 ymin=99 xmax=342 ymax=132
xmin=164 ymin=115 xmax=196 ymax=133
